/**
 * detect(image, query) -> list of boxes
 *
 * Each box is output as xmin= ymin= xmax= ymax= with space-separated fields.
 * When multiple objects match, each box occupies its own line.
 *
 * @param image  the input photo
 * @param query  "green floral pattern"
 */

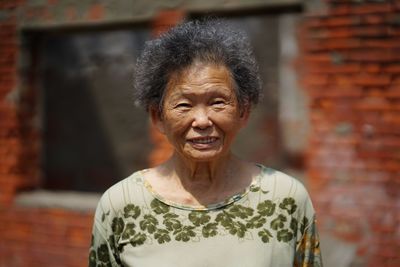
xmin=89 ymin=167 xmax=322 ymax=266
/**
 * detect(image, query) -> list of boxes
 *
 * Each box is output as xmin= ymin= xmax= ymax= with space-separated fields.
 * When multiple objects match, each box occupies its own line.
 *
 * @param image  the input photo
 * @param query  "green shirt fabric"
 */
xmin=89 ymin=165 xmax=322 ymax=267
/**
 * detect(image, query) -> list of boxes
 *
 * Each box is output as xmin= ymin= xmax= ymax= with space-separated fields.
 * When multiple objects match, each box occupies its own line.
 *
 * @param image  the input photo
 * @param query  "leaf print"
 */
xmin=249 ymin=185 xmax=260 ymax=192
xmin=279 ymin=197 xmax=298 ymax=214
xmin=202 ymin=222 xmax=218 ymax=238
xmin=228 ymin=204 xmax=254 ymax=219
xmin=224 ymin=221 xmax=247 ymax=238
xmin=300 ymin=216 xmax=309 ymax=234
xmin=164 ymin=213 xmax=179 ymax=219
xmin=140 ymin=214 xmax=158 ymax=234
xmin=250 ymin=185 xmax=269 ymax=194
xmin=108 ymin=235 xmax=116 ymax=252
xmin=88 ymin=249 xmax=96 ymax=267
xmin=257 ymin=200 xmax=276 ymax=216
xmin=97 ymin=244 xmax=110 ymax=263
xmin=154 ymin=229 xmax=171 ymax=244
xmin=150 ymin=199 xmax=170 ymax=214
xmin=130 ymin=232 xmax=147 ymax=247
xmin=189 ymin=211 xmax=211 ymax=226
xmin=111 ymin=217 xmax=124 ymax=236
xmin=258 ymin=229 xmax=273 ymax=243
xmin=121 ymin=222 xmax=136 ymax=240
xmin=163 ymin=213 xmax=182 ymax=231
xmin=124 ymin=204 xmax=141 ymax=219
xmin=174 ymin=225 xmax=196 ymax=242
xmin=215 ymin=211 xmax=235 ymax=227
xmin=277 ymin=229 xmax=294 ymax=242
xmin=246 ymin=215 xmax=266 ymax=229
xmin=101 ymin=211 xmax=110 ymax=222
xmin=290 ymin=218 xmax=298 ymax=233
xmin=270 ymin=214 xmax=287 ymax=230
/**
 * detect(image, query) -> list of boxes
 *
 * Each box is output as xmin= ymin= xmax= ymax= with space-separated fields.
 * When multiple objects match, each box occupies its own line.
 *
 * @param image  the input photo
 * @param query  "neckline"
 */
xmin=139 ymin=164 xmax=265 ymax=211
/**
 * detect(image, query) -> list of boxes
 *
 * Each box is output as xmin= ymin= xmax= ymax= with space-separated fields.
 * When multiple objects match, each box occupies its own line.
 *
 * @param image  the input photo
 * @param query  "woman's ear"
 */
xmin=150 ymin=106 xmax=165 ymax=134
xmin=239 ymin=103 xmax=251 ymax=127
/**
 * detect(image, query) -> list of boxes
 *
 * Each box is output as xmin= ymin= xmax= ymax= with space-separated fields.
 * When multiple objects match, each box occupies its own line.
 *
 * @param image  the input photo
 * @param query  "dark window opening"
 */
xmin=28 ymin=26 xmax=152 ymax=193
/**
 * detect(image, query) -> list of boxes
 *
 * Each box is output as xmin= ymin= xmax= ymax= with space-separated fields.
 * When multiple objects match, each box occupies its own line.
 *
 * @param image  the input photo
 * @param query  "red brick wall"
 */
xmin=0 ymin=2 xmax=185 ymax=266
xmin=1 ymin=0 xmax=400 ymax=266
xmin=0 ymin=1 xmax=97 ymax=265
xmin=0 ymin=207 xmax=93 ymax=267
xmin=0 ymin=0 xmax=24 ymax=206
xmin=299 ymin=1 xmax=400 ymax=266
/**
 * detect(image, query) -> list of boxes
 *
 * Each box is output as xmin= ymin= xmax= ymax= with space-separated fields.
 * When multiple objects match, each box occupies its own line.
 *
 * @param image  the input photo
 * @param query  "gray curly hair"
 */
xmin=133 ymin=19 xmax=262 ymax=113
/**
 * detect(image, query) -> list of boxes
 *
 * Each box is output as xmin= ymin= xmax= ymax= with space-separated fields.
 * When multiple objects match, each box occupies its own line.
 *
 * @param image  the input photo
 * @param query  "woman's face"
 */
xmin=152 ymin=62 xmax=249 ymax=163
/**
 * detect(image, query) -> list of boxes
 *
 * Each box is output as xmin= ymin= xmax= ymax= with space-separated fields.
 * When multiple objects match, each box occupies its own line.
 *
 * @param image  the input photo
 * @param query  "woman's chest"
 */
xmin=119 ymin=233 xmax=294 ymax=267
xmin=114 ymin=198 xmax=298 ymax=267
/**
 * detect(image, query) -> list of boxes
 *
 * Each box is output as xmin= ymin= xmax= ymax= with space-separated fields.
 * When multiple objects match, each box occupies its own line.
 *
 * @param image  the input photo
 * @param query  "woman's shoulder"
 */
xmin=257 ymin=165 xmax=312 ymax=206
xmin=95 ymin=169 xmax=147 ymax=217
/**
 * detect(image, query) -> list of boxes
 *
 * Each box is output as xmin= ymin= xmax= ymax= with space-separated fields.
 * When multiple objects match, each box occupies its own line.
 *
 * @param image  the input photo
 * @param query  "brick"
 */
xmin=87 ymin=3 xmax=104 ymax=21
xmin=361 ymin=14 xmax=387 ymax=25
xmin=301 ymin=53 xmax=333 ymax=63
xmin=364 ymin=87 xmax=386 ymax=97
xmin=354 ymin=74 xmax=391 ymax=86
xmin=389 ymin=27 xmax=400 ymax=36
xmin=301 ymin=75 xmax=330 ymax=87
xmin=305 ymin=16 xmax=354 ymax=28
xmin=66 ymin=226 xmax=91 ymax=248
xmin=383 ymin=64 xmax=400 ymax=73
xmin=64 ymin=5 xmax=77 ymax=21
xmin=306 ymin=38 xmax=361 ymax=51
xmin=355 ymin=101 xmax=393 ymax=112
xmin=362 ymin=39 xmax=400 ymax=49
xmin=306 ymin=63 xmax=361 ymax=74
xmin=393 ymin=76 xmax=400 ymax=84
xmin=309 ymin=86 xmax=363 ymax=98
xmin=331 ymin=75 xmax=356 ymax=86
xmin=330 ymin=3 xmax=392 ymax=16
xmin=362 ymin=64 xmax=381 ymax=73
xmin=309 ymin=26 xmax=391 ymax=39
xmin=345 ymin=49 xmax=398 ymax=62
xmin=152 ymin=9 xmax=186 ymax=37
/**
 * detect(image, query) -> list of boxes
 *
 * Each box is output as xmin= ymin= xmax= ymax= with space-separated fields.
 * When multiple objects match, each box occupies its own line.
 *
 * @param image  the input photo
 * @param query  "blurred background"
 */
xmin=0 ymin=0 xmax=399 ymax=266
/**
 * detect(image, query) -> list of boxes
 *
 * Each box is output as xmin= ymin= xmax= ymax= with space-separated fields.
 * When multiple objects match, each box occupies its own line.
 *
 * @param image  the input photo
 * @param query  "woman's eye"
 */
xmin=212 ymin=100 xmax=226 ymax=106
xmin=175 ymin=103 xmax=191 ymax=108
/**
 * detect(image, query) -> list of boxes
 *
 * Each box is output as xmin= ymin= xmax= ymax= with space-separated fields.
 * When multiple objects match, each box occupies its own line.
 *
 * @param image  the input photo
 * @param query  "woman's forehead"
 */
xmin=165 ymin=63 xmax=235 ymax=97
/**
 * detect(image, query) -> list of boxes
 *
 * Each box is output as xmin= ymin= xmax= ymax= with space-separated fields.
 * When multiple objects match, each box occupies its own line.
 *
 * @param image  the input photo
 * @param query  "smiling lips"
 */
xmin=187 ymin=137 xmax=219 ymax=148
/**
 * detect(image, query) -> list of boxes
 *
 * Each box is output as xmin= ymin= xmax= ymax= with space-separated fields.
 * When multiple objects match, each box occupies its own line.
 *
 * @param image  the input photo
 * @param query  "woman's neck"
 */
xmin=147 ymin=152 xmax=258 ymax=206
xmin=173 ymin=153 xmax=235 ymax=183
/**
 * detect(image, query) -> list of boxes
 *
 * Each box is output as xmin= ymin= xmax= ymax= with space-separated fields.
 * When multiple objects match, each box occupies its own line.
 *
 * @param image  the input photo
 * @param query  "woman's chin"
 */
xmin=179 ymin=148 xmax=227 ymax=163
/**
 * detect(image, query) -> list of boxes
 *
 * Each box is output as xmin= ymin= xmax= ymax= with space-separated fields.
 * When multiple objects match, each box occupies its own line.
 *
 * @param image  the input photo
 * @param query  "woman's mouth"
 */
xmin=187 ymin=137 xmax=219 ymax=148
xmin=190 ymin=137 xmax=217 ymax=144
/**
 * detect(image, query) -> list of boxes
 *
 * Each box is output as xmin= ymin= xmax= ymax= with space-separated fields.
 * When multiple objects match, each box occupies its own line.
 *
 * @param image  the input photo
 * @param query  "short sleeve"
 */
xmin=89 ymin=197 xmax=121 ymax=267
xmin=294 ymin=203 xmax=323 ymax=266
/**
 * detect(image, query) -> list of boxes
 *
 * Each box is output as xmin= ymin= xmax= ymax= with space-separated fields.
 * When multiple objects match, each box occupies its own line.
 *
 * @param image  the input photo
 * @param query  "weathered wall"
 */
xmin=299 ymin=1 xmax=400 ymax=266
xmin=2 ymin=1 xmax=295 ymax=266
xmin=1 ymin=0 xmax=400 ymax=266
xmin=0 ymin=1 xmax=183 ymax=266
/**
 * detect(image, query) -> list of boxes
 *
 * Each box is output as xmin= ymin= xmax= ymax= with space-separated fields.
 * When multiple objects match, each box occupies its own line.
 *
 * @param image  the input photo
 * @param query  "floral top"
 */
xmin=89 ymin=165 xmax=323 ymax=267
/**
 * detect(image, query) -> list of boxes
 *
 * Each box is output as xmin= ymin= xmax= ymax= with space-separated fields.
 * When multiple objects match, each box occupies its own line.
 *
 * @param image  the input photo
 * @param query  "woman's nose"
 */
xmin=192 ymin=107 xmax=212 ymax=129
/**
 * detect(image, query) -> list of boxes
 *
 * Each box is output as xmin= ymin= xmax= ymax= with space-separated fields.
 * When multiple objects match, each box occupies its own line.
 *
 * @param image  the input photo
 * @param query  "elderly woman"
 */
xmin=89 ymin=19 xmax=322 ymax=267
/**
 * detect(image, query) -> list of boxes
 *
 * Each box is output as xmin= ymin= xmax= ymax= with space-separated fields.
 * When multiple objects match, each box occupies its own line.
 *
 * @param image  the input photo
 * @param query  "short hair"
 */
xmin=133 ymin=18 xmax=262 ymax=112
